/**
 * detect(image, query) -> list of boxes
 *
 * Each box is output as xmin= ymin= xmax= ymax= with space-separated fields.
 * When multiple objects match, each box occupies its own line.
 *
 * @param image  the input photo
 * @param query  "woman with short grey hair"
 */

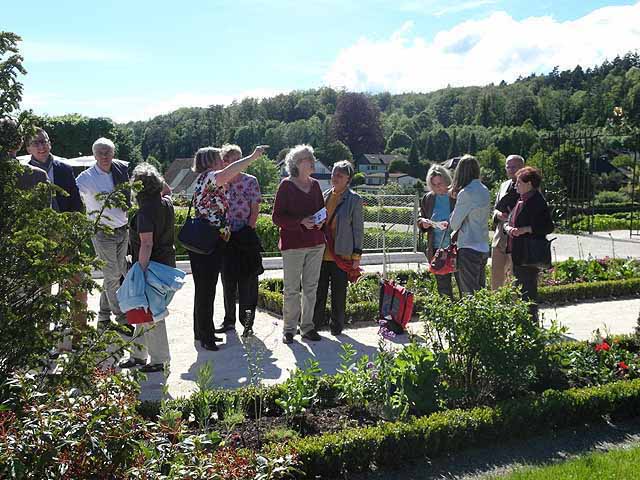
xmin=417 ymin=164 xmax=458 ymax=299
xmin=272 ymin=144 xmax=326 ymax=344
xmin=312 ymin=160 xmax=363 ymax=335
xmin=119 ymin=163 xmax=175 ymax=373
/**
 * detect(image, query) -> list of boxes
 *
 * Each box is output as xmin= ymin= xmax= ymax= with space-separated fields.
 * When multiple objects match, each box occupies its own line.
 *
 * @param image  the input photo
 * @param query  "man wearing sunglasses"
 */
xmin=25 ymin=128 xmax=82 ymax=213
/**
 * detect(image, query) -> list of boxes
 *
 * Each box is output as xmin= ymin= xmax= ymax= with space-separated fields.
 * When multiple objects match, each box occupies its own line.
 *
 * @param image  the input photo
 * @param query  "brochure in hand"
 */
xmin=311 ymin=207 xmax=327 ymax=225
xmin=423 ymin=218 xmax=448 ymax=230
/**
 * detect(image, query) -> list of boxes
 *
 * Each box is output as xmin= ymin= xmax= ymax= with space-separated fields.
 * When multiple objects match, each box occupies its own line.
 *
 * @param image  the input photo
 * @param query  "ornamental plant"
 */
xmin=555 ymin=332 xmax=640 ymax=387
xmin=275 ymin=359 xmax=321 ymax=426
xmin=421 ymin=287 xmax=551 ymax=404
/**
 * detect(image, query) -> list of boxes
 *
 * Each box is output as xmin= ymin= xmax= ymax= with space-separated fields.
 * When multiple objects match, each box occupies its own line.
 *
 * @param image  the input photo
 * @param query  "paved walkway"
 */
xmin=89 ymin=230 xmax=640 ymax=400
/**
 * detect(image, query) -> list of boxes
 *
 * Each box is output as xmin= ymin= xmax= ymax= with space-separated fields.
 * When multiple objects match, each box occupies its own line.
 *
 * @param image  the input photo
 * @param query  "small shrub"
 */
xmin=594 ymin=190 xmax=630 ymax=205
xmin=422 ymin=287 xmax=549 ymax=403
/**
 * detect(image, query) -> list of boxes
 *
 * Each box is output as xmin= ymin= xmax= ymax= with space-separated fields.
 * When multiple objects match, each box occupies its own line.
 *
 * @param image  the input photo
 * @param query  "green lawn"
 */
xmin=488 ymin=444 xmax=640 ymax=479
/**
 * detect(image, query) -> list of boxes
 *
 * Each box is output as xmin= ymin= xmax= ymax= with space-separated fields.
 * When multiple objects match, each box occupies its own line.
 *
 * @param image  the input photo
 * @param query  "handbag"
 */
xmin=521 ymin=236 xmax=556 ymax=270
xmin=177 ymin=191 xmax=220 ymax=255
xmin=426 ymin=226 xmax=457 ymax=275
xmin=378 ymin=279 xmax=414 ymax=334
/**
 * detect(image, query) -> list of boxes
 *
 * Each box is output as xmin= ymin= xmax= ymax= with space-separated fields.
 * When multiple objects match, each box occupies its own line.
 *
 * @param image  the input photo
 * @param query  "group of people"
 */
xmin=418 ymin=154 xmax=554 ymax=320
xmin=4 ymin=119 xmax=553 ymax=368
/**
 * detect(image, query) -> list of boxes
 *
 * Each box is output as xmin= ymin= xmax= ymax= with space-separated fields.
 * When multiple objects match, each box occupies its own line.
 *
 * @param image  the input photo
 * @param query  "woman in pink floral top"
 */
xmin=218 ymin=144 xmax=264 ymax=337
xmin=188 ymin=145 xmax=266 ymax=351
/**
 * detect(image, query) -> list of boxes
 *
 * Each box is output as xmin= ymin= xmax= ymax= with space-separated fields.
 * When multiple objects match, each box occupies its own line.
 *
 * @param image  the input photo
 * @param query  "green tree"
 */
xmin=448 ymin=129 xmax=461 ymax=158
xmin=431 ymin=128 xmax=451 ymax=161
xmin=407 ymin=142 xmax=425 ymax=179
xmin=423 ymin=134 xmax=436 ymax=161
xmin=145 ymin=155 xmax=163 ymax=173
xmin=0 ymin=32 xmax=129 ymax=384
xmin=389 ymin=158 xmax=410 ymax=173
xmin=316 ymin=140 xmax=352 ymax=165
xmin=351 ymin=172 xmax=365 ymax=186
xmin=467 ymin=132 xmax=478 ymax=154
xmin=386 ymin=130 xmax=413 ymax=153
xmin=246 ymin=154 xmax=281 ymax=194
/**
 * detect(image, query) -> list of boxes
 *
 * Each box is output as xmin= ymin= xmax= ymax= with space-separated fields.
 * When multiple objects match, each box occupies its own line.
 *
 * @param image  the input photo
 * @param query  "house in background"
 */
xmin=352 ymin=153 xmax=419 ymax=191
xmin=164 ymin=158 xmax=199 ymax=196
xmin=355 ymin=153 xmax=405 ymax=176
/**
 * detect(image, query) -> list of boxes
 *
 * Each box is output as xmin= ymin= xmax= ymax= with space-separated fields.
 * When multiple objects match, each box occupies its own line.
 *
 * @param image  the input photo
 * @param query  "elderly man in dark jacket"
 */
xmin=26 ymin=128 xmax=82 ymax=213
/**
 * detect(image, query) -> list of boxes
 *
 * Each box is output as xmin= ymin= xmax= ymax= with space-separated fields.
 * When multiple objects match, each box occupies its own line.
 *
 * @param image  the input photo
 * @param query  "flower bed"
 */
xmin=134 ymin=326 xmax=640 ymax=478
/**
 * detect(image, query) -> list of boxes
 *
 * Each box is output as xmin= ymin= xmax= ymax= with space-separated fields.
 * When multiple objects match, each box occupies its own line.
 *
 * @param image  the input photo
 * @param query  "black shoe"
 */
xmin=215 ymin=324 xmax=235 ymax=333
xmin=195 ymin=333 xmax=222 ymax=342
xmin=302 ymin=329 xmax=322 ymax=341
xmin=330 ymin=328 xmax=343 ymax=336
xmin=118 ymin=357 xmax=146 ymax=369
xmin=282 ymin=333 xmax=294 ymax=344
xmin=200 ymin=340 xmax=219 ymax=351
xmin=242 ymin=327 xmax=254 ymax=338
xmin=139 ymin=363 xmax=164 ymax=373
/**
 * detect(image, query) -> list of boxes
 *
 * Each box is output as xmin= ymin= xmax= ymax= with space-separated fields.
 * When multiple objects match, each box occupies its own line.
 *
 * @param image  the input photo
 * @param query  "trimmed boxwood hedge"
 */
xmin=539 ymin=278 xmax=640 ymax=304
xmin=281 ymin=379 xmax=640 ymax=478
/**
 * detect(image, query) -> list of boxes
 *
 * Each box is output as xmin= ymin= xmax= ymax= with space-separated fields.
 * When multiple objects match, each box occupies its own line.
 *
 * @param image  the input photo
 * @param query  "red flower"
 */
xmin=618 ymin=361 xmax=629 ymax=370
xmin=595 ymin=341 xmax=611 ymax=352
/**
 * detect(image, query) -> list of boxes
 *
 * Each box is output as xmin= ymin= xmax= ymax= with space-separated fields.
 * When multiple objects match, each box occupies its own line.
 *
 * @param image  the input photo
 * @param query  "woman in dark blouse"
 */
xmin=119 ymin=163 xmax=175 ymax=373
xmin=504 ymin=166 xmax=554 ymax=322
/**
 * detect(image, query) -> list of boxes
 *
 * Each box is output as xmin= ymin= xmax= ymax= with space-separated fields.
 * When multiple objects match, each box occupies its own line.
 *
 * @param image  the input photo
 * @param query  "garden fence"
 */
xmin=258 ymin=193 xmax=421 ymax=256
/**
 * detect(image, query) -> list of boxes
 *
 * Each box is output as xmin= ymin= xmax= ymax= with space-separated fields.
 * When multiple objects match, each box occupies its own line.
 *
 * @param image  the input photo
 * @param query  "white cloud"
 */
xmin=325 ymin=2 xmax=640 ymax=93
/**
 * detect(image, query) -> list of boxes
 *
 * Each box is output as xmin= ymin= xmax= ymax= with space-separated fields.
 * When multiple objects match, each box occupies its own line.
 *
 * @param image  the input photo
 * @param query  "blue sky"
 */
xmin=4 ymin=0 xmax=640 ymax=122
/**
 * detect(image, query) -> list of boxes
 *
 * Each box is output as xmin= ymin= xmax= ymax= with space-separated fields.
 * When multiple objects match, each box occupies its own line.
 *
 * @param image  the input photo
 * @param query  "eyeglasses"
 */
xmin=29 ymin=139 xmax=50 ymax=147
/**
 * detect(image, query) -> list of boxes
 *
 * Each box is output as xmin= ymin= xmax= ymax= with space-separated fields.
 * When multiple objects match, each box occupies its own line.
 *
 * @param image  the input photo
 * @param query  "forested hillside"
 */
xmin=31 ymin=52 xmax=640 ymax=177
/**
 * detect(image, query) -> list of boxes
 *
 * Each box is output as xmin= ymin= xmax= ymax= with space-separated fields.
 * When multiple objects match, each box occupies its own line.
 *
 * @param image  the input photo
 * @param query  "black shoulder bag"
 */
xmin=177 ymin=190 xmax=220 ymax=255
xmin=521 ymin=236 xmax=556 ymax=270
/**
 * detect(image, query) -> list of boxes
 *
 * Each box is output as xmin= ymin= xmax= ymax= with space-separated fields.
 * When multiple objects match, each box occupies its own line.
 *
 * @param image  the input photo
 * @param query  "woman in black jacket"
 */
xmin=504 ymin=166 xmax=554 ymax=321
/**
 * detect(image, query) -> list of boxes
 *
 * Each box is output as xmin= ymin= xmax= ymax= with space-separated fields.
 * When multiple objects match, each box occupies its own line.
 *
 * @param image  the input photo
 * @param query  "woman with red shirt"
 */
xmin=272 ymin=145 xmax=325 ymax=344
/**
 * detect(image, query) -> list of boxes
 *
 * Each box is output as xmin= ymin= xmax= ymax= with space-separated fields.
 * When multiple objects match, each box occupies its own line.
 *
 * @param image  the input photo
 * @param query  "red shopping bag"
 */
xmin=378 ymin=279 xmax=414 ymax=334
xmin=126 ymin=308 xmax=153 ymax=325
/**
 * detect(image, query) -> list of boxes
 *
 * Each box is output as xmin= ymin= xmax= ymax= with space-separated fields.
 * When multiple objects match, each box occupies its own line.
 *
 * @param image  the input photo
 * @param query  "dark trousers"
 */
xmin=513 ymin=264 xmax=539 ymax=322
xmin=457 ymin=248 xmax=488 ymax=295
xmin=189 ymin=246 xmax=225 ymax=342
xmin=313 ymin=260 xmax=348 ymax=332
xmin=434 ymin=272 xmax=460 ymax=300
xmin=222 ymin=270 xmax=259 ymax=328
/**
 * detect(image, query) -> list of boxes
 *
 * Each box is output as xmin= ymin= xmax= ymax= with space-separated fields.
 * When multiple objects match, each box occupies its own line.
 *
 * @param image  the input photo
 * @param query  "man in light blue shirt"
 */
xmin=76 ymin=138 xmax=130 ymax=327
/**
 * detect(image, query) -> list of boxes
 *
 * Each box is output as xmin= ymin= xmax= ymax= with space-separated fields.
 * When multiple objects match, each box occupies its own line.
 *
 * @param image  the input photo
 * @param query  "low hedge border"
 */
xmin=280 ymin=379 xmax=640 ymax=478
xmin=257 ymin=277 xmax=640 ymax=324
xmin=539 ymin=278 xmax=640 ymax=304
xmin=137 ymin=334 xmax=640 ymax=420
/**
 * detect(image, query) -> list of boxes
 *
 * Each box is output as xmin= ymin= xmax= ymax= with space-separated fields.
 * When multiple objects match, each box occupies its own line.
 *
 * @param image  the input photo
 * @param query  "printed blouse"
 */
xmin=226 ymin=173 xmax=261 ymax=232
xmin=193 ymin=170 xmax=229 ymax=229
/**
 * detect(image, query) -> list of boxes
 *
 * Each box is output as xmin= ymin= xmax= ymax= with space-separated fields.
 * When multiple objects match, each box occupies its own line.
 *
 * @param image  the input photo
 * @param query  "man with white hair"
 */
xmin=491 ymin=154 xmax=525 ymax=290
xmin=76 ymin=137 xmax=131 ymax=327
